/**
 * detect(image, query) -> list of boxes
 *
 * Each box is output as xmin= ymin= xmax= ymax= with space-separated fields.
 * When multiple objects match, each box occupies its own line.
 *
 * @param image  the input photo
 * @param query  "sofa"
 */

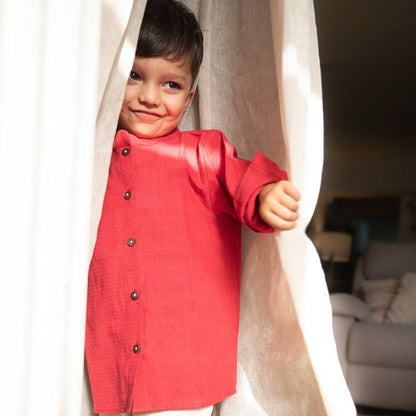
xmin=330 ymin=241 xmax=416 ymax=412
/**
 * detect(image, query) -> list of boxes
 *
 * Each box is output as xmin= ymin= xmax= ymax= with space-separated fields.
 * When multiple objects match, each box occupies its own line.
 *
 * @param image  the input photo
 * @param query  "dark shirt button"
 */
xmin=130 ymin=291 xmax=139 ymax=301
xmin=133 ymin=344 xmax=141 ymax=353
xmin=124 ymin=191 xmax=132 ymax=200
xmin=121 ymin=148 xmax=130 ymax=156
xmin=127 ymin=238 xmax=136 ymax=247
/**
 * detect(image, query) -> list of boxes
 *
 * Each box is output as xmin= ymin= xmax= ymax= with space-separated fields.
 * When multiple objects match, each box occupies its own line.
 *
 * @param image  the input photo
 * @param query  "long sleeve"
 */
xmin=199 ymin=130 xmax=288 ymax=232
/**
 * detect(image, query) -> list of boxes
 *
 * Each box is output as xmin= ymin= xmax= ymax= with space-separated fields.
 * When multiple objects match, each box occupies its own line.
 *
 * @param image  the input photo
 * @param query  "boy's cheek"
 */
xmin=122 ymin=86 xmax=136 ymax=103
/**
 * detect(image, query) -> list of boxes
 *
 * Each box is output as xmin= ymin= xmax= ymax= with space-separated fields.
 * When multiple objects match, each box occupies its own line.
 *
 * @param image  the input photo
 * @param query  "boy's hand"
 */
xmin=258 ymin=181 xmax=300 ymax=230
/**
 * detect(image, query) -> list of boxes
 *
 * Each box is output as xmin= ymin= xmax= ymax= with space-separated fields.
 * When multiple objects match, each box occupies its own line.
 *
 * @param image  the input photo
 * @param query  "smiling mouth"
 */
xmin=132 ymin=110 xmax=162 ymax=121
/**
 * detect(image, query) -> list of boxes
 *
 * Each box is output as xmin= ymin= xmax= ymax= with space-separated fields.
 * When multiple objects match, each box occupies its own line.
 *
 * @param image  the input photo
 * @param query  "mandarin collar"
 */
xmin=114 ymin=128 xmax=181 ymax=148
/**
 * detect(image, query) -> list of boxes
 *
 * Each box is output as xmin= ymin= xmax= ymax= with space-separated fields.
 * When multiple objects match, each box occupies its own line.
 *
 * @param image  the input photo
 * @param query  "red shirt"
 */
xmin=86 ymin=128 xmax=287 ymax=414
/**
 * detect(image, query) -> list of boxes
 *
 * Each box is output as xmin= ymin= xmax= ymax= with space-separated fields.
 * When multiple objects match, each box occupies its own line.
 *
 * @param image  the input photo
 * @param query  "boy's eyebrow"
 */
xmin=168 ymin=73 xmax=187 ymax=81
xmin=158 ymin=71 xmax=189 ymax=82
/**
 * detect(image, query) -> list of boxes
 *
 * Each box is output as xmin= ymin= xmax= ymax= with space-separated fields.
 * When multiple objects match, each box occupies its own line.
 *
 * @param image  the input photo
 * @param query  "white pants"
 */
xmin=100 ymin=405 xmax=213 ymax=416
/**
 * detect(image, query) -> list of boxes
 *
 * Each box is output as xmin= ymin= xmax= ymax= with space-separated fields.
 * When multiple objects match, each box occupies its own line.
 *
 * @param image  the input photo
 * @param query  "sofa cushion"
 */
xmin=346 ymin=365 xmax=416 ymax=411
xmin=364 ymin=242 xmax=416 ymax=280
xmin=387 ymin=272 xmax=416 ymax=325
xmin=348 ymin=321 xmax=416 ymax=369
xmin=330 ymin=293 xmax=371 ymax=321
xmin=362 ymin=278 xmax=399 ymax=323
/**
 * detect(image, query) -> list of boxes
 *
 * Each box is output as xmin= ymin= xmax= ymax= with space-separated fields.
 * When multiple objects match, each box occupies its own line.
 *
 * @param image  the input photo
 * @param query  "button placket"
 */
xmin=121 ymin=144 xmax=143 ymax=360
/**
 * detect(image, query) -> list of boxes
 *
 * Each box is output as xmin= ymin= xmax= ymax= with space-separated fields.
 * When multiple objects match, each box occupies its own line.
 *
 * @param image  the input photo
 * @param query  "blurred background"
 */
xmin=311 ymin=2 xmax=416 ymax=415
xmin=310 ymin=0 xmax=416 ymax=293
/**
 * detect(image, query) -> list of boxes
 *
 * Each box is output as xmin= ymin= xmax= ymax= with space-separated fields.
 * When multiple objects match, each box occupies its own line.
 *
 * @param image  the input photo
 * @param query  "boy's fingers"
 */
xmin=259 ymin=181 xmax=301 ymax=230
xmin=264 ymin=191 xmax=299 ymax=213
xmin=278 ymin=193 xmax=299 ymax=212
xmin=263 ymin=212 xmax=297 ymax=230
xmin=260 ymin=205 xmax=299 ymax=228
xmin=271 ymin=205 xmax=299 ymax=221
xmin=280 ymin=180 xmax=301 ymax=201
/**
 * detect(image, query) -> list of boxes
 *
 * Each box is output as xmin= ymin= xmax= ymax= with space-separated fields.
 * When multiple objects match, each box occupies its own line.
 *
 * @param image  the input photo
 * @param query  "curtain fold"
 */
xmin=269 ymin=1 xmax=356 ymax=414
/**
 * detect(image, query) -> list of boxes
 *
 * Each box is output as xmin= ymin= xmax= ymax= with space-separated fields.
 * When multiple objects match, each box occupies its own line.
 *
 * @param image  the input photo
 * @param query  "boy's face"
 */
xmin=118 ymin=56 xmax=195 ymax=138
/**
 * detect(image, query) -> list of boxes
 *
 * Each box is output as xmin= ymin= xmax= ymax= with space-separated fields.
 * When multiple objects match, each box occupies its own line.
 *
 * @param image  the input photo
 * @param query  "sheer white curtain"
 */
xmin=0 ymin=0 xmax=355 ymax=414
xmin=186 ymin=1 xmax=355 ymax=415
xmin=0 ymin=0 xmax=100 ymax=414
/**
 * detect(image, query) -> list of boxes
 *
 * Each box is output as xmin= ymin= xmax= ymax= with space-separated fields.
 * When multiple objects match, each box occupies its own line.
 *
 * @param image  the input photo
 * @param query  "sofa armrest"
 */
xmin=330 ymin=294 xmax=371 ymax=376
xmin=348 ymin=321 xmax=416 ymax=368
xmin=330 ymin=293 xmax=371 ymax=321
xmin=332 ymin=314 xmax=355 ymax=375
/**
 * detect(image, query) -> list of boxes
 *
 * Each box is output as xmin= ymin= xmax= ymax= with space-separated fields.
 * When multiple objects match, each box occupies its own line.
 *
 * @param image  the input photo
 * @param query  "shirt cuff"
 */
xmin=235 ymin=152 xmax=288 ymax=233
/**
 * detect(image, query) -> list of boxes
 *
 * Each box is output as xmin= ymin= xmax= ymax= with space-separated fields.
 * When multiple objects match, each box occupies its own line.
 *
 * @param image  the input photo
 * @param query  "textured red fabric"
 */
xmin=86 ymin=128 xmax=287 ymax=414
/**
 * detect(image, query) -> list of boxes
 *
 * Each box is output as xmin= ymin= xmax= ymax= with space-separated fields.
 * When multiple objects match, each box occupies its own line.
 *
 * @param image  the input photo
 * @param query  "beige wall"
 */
xmin=322 ymin=131 xmax=416 ymax=194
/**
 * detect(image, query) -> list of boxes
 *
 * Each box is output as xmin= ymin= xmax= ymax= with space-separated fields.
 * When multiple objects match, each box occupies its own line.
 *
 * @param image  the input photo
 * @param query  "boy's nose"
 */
xmin=138 ymin=83 xmax=160 ymax=106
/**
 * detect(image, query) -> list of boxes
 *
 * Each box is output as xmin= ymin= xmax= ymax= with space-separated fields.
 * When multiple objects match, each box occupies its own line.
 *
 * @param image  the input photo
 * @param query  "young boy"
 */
xmin=86 ymin=1 xmax=300 ymax=415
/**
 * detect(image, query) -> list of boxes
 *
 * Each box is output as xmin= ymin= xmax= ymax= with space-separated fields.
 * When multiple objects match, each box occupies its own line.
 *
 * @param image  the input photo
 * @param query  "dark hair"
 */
xmin=136 ymin=0 xmax=204 ymax=84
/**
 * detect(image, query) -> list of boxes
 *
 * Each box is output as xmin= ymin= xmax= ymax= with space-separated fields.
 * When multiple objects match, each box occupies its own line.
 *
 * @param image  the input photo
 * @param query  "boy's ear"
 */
xmin=184 ymin=87 xmax=196 ymax=112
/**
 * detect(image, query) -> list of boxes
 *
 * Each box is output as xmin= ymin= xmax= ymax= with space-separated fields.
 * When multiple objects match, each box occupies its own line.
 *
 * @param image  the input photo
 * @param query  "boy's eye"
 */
xmin=166 ymin=81 xmax=181 ymax=90
xmin=129 ymin=71 xmax=140 ymax=81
